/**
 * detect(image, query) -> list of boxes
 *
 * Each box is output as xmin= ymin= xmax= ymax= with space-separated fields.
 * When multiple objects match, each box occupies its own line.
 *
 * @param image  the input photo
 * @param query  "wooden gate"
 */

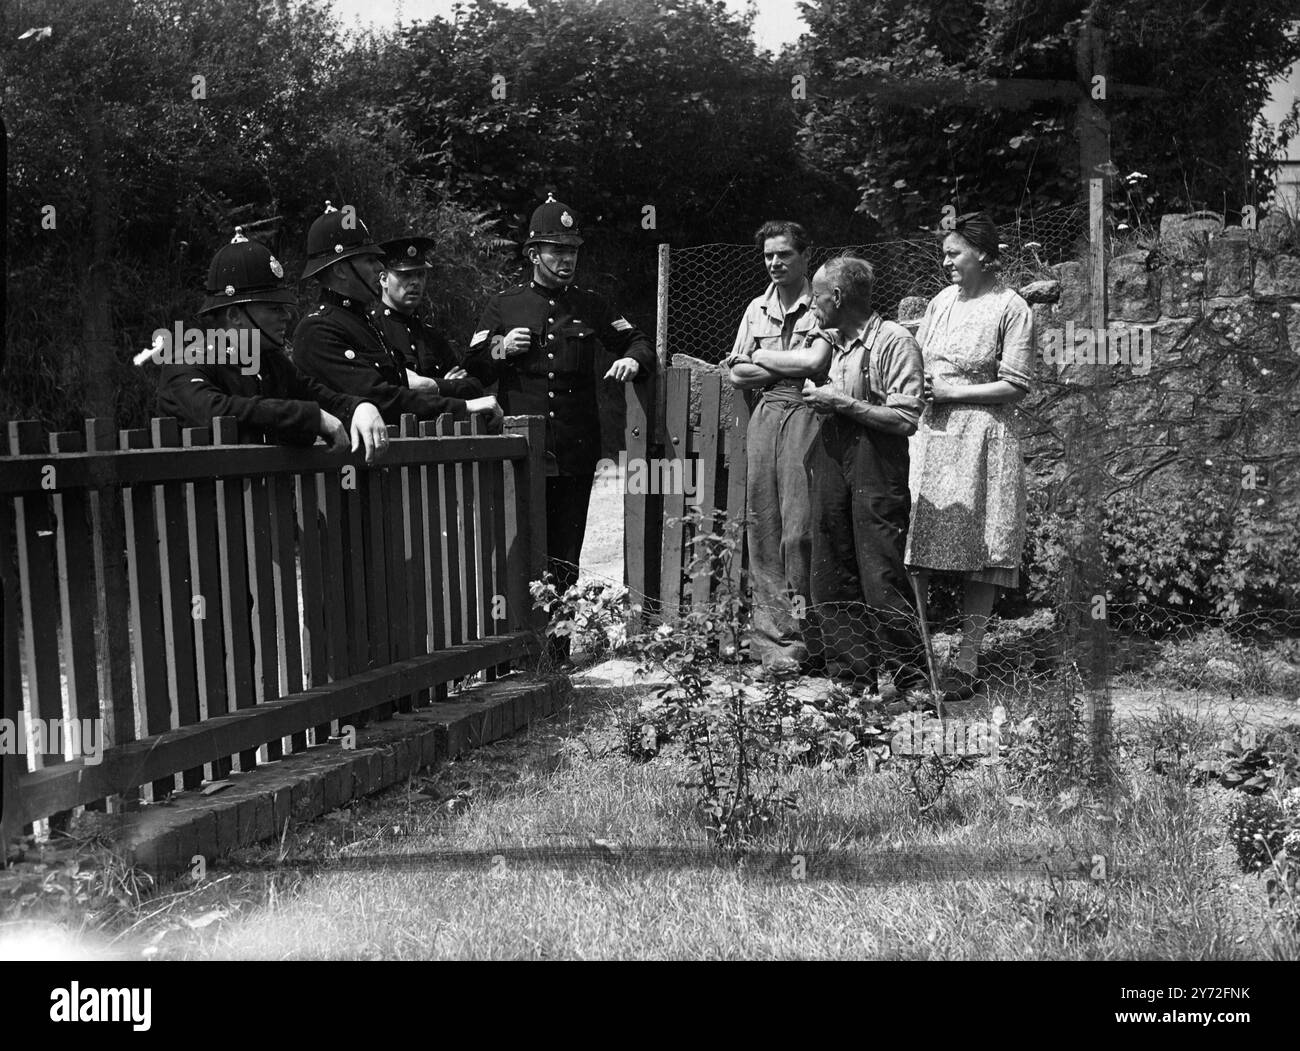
xmin=623 ymin=367 xmax=751 ymax=625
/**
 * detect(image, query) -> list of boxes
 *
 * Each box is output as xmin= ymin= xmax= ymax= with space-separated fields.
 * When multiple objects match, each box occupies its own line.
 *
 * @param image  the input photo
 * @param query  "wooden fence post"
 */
xmin=86 ymin=418 xmax=138 ymax=808
xmin=1 ymin=489 xmax=23 ymax=853
xmin=625 ymin=375 xmax=662 ymax=631
xmin=503 ymin=415 xmax=548 ymax=645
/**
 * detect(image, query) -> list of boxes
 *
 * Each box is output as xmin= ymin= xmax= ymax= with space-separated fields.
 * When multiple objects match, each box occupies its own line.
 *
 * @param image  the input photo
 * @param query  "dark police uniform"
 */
xmin=463 ymin=196 xmax=654 ymax=600
xmin=372 ymin=303 xmax=484 ymax=400
xmin=291 ymin=204 xmax=471 ymax=424
xmin=159 ymin=336 xmax=363 ymax=446
xmin=156 ymin=227 xmax=363 ymax=444
xmin=373 ymin=235 xmax=484 ymax=399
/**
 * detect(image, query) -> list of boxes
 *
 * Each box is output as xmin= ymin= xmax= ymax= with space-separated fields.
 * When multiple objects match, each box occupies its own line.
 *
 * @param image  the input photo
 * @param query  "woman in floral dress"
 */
xmin=906 ymin=212 xmax=1034 ymax=695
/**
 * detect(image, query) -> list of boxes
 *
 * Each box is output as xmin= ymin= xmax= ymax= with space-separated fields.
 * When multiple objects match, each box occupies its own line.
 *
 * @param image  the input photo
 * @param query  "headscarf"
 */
xmin=952 ymin=211 xmax=1000 ymax=260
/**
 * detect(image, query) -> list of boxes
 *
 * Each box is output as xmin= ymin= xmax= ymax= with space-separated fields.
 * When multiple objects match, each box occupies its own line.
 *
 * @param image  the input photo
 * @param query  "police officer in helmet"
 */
xmin=293 ymin=202 xmax=502 ymax=427
xmin=155 ymin=226 xmax=388 ymax=459
xmin=465 ymin=194 xmax=655 ymax=652
xmin=373 ymin=234 xmax=484 ymax=400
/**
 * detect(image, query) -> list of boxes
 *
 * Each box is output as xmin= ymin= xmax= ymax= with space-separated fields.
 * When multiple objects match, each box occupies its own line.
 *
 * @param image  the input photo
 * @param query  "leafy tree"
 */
xmin=794 ymin=0 xmax=1300 ymax=233
xmin=390 ymin=0 xmax=860 ymax=309
xmin=0 ymin=0 xmax=516 ymax=429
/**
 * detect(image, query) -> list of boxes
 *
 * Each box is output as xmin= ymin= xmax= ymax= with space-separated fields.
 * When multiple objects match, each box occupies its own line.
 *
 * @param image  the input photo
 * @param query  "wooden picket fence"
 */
xmin=624 ymin=366 xmax=750 ymax=624
xmin=0 ymin=412 xmax=546 ymax=847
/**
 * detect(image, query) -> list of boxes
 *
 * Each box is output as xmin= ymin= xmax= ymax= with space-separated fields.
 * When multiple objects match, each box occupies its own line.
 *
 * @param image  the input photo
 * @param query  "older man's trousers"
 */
xmin=807 ymin=415 xmax=927 ymax=691
xmin=746 ymin=389 xmax=820 ymax=669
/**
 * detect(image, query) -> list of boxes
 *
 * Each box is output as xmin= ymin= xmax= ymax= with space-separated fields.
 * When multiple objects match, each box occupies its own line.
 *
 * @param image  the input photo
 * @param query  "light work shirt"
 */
xmin=820 ymin=313 xmax=926 ymax=433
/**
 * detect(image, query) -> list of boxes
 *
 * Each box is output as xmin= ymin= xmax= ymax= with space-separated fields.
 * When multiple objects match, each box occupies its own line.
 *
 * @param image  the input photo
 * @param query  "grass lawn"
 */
xmin=6 ymin=667 xmax=1295 ymax=961
xmin=2 ymin=469 xmax=1297 ymax=960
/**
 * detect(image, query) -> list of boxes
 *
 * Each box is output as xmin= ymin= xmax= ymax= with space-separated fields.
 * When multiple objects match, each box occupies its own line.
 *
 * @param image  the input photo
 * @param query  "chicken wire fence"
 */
xmin=664 ymin=204 xmax=1086 ymax=365
xmin=549 ymin=554 xmax=1300 ymax=709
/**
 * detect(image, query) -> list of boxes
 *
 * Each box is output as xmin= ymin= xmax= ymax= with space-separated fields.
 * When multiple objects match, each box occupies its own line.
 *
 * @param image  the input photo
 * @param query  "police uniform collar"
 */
xmin=321 ymin=287 xmax=372 ymax=315
xmin=530 ymin=279 xmax=569 ymax=296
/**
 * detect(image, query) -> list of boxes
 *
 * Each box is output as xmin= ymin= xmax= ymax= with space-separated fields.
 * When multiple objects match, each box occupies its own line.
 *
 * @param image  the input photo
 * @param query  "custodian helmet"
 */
xmin=197 ymin=228 xmax=297 ymax=317
xmin=523 ymin=193 xmax=583 ymax=249
xmin=301 ymin=201 xmax=384 ymax=280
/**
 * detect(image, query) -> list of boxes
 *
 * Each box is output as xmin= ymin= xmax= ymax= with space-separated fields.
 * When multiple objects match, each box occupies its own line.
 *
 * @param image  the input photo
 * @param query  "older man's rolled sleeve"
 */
xmin=877 ymin=326 xmax=926 ymax=432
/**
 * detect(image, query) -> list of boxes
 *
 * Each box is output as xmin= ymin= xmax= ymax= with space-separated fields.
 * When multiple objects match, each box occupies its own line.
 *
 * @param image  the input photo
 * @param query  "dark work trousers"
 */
xmin=807 ymin=414 xmax=927 ymax=691
xmin=544 ymin=472 xmax=595 ymax=660
xmin=746 ymin=384 xmax=821 ymax=669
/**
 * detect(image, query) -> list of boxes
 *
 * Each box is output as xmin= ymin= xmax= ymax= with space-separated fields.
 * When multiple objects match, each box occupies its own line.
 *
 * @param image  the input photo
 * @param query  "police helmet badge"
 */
xmin=269 ymin=256 xmax=284 ymax=279
xmin=560 ymin=211 xmax=574 ymax=228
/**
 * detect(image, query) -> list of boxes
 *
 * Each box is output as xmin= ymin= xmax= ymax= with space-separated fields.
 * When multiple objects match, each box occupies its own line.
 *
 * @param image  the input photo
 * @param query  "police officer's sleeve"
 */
xmin=596 ymin=300 xmax=656 ymax=378
xmin=463 ymin=297 xmax=502 ymax=387
xmin=422 ymin=330 xmax=485 ymax=398
xmin=156 ymin=363 xmax=322 ymax=446
xmin=267 ymin=348 xmax=366 ymax=431
xmin=437 ymin=375 xmax=486 ymax=398
xmin=294 ymin=317 xmax=469 ymax=425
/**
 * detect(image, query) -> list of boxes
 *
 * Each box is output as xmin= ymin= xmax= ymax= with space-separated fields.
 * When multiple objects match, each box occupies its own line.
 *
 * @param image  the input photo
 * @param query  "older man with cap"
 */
xmin=463 ymin=193 xmax=655 ymax=650
xmin=293 ymin=202 xmax=502 ymax=429
xmin=373 ymin=234 xmax=485 ymax=400
xmin=155 ymin=227 xmax=387 ymax=459
xmin=801 ymin=254 xmax=930 ymax=703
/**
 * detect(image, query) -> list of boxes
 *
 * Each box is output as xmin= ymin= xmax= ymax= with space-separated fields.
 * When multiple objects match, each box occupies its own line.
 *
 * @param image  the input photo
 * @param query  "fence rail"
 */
xmin=0 ymin=412 xmax=547 ymax=846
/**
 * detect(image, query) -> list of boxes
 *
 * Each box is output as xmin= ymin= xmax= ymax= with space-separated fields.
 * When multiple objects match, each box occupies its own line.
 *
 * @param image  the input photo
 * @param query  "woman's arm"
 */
xmin=928 ymin=376 xmax=1027 ymax=405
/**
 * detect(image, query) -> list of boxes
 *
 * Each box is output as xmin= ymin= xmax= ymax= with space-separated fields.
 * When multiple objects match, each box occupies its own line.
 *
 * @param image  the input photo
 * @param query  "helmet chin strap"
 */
xmin=532 ymin=248 xmax=572 ymax=287
xmin=233 ymin=304 xmax=283 ymax=352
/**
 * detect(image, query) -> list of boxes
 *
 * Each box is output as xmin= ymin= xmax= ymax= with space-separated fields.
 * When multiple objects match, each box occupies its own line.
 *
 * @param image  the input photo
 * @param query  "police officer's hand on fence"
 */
xmin=467 ymin=395 xmax=504 ymax=428
xmin=349 ymin=402 xmax=389 ymax=463
xmin=502 ymin=327 xmax=532 ymax=356
xmin=603 ymin=357 xmax=641 ymax=382
xmin=444 ymin=365 xmax=469 ymax=381
xmin=318 ymin=409 xmax=351 ymax=452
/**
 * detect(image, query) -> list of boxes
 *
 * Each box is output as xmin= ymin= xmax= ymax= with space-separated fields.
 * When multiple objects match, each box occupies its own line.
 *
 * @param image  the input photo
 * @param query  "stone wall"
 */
xmin=1031 ymin=211 xmax=1300 ymax=373
xmin=667 ymin=211 xmax=1300 ymax=443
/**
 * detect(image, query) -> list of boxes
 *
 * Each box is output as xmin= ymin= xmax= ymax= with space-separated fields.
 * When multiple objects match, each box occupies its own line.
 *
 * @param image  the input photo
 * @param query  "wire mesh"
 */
xmin=665 ymin=205 xmax=1086 ymax=364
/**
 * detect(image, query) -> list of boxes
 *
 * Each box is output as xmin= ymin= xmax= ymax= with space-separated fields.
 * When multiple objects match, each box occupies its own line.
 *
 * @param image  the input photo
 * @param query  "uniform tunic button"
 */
xmin=548 ymin=372 xmax=554 ymax=379
xmin=345 ymin=350 xmax=356 ymax=359
xmin=547 ymin=317 xmax=553 ymax=323
xmin=549 ymin=300 xmax=555 ymax=306
xmin=548 ymin=412 xmax=555 ymax=418
xmin=548 ymin=353 xmax=554 ymax=359
xmin=548 ymin=391 xmax=555 ymax=398
xmin=547 ymin=334 xmax=555 ymax=341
